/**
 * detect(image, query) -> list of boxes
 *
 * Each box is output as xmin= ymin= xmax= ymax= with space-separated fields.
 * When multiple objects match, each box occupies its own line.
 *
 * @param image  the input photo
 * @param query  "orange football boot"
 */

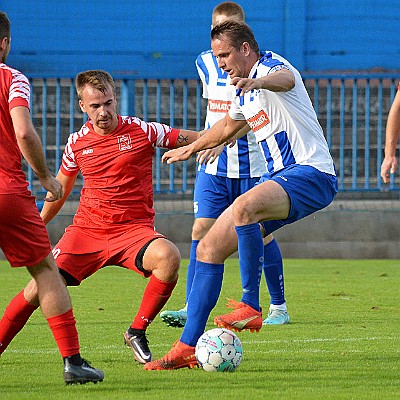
xmin=214 ymin=298 xmax=262 ymax=332
xmin=143 ymin=340 xmax=198 ymax=370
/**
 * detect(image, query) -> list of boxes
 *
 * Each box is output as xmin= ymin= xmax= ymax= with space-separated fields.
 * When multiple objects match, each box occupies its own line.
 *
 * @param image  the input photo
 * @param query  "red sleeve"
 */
xmin=9 ymin=98 xmax=30 ymax=111
xmin=60 ymin=164 xmax=79 ymax=177
xmin=166 ymin=128 xmax=180 ymax=149
xmin=145 ymin=120 xmax=181 ymax=149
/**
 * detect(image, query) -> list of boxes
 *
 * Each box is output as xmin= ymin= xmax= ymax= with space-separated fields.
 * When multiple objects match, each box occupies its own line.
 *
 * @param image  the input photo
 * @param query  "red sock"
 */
xmin=0 ymin=290 xmax=38 ymax=354
xmin=131 ymin=275 xmax=177 ymax=330
xmin=46 ymin=309 xmax=80 ymax=358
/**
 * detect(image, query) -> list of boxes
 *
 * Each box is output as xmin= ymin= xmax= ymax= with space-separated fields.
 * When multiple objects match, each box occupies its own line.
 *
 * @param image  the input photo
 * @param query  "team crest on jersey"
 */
xmin=208 ymin=99 xmax=231 ymax=113
xmin=118 ymin=134 xmax=133 ymax=151
xmin=247 ymin=110 xmax=270 ymax=132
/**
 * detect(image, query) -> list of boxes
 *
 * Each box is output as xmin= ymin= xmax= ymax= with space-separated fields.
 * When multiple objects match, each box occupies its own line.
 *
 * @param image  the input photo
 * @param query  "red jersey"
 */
xmin=0 ymin=63 xmax=31 ymax=194
xmin=61 ymin=115 xmax=180 ymax=226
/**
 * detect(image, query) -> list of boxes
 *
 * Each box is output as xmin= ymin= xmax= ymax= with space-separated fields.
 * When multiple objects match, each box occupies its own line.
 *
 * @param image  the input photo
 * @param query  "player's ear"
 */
xmin=241 ymin=42 xmax=251 ymax=56
xmin=79 ymin=99 xmax=86 ymax=113
xmin=0 ymin=36 xmax=8 ymax=51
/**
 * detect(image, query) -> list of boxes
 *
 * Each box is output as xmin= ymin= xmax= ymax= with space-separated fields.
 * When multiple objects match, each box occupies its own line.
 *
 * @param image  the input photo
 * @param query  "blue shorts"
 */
xmin=194 ymin=169 xmax=260 ymax=219
xmin=259 ymin=164 xmax=338 ymax=235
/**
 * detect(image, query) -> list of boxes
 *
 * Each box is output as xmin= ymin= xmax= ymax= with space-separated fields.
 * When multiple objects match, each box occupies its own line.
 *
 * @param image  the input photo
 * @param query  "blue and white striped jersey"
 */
xmin=195 ymin=50 xmax=266 ymax=178
xmin=228 ymin=51 xmax=336 ymax=176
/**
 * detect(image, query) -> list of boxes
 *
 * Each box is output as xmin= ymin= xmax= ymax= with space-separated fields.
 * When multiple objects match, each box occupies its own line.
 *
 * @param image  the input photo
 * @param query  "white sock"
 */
xmin=269 ymin=302 xmax=287 ymax=312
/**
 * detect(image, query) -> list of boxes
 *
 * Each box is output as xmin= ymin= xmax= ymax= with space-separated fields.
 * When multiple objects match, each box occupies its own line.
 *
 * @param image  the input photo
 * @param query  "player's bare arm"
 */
xmin=232 ymin=68 xmax=295 ymax=94
xmin=380 ymin=90 xmax=400 ymax=183
xmin=162 ymin=116 xmax=246 ymax=164
xmin=175 ymin=129 xmax=202 ymax=147
xmin=41 ymin=170 xmax=77 ymax=224
xmin=11 ymin=105 xmax=64 ymax=201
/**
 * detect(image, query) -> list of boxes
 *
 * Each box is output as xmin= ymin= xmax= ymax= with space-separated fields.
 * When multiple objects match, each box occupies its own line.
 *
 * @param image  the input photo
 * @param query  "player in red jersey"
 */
xmin=0 ymin=69 xmax=201 ymax=365
xmin=0 ymin=12 xmax=103 ymax=384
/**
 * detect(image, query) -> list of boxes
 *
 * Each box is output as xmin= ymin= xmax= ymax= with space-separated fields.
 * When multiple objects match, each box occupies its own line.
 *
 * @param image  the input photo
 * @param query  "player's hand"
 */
xmin=162 ymin=146 xmax=194 ymax=164
xmin=231 ymin=77 xmax=261 ymax=94
xmin=196 ymin=145 xmax=224 ymax=165
xmin=224 ymin=138 xmax=236 ymax=148
xmin=380 ymin=157 xmax=398 ymax=183
xmin=40 ymin=175 xmax=64 ymax=202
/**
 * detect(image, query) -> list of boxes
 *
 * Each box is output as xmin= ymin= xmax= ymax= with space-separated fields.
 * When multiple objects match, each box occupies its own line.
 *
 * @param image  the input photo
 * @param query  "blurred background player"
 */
xmin=0 ymin=11 xmax=104 ymax=384
xmin=160 ymin=1 xmax=289 ymax=329
xmin=0 ymin=69 xmax=202 ymax=366
xmin=145 ymin=20 xmax=337 ymax=370
xmin=380 ymin=82 xmax=400 ymax=183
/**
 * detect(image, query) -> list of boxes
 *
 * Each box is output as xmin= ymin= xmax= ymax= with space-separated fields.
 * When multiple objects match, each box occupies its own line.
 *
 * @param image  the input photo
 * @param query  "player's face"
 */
xmin=212 ymin=34 xmax=248 ymax=79
xmin=79 ymin=83 xmax=118 ymax=135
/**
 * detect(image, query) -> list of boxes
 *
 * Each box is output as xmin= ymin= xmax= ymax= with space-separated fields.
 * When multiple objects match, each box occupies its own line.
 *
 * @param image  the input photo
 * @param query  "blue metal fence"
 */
xmin=26 ymin=73 xmax=399 ymax=199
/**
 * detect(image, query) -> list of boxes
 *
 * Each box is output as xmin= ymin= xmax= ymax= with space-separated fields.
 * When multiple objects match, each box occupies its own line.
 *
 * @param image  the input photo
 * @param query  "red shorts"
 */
xmin=0 ymin=193 xmax=52 ymax=267
xmin=52 ymin=223 xmax=165 ymax=285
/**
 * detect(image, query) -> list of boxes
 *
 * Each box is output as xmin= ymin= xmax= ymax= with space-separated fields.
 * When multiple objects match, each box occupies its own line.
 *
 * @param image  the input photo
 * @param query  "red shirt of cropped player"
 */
xmin=0 ymin=66 xmax=32 ymax=193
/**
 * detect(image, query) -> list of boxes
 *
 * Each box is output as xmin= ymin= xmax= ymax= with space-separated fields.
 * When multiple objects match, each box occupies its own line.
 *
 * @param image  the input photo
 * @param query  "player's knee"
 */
xmin=191 ymin=218 xmax=212 ymax=240
xmin=232 ymin=197 xmax=256 ymax=225
xmin=153 ymin=242 xmax=181 ymax=274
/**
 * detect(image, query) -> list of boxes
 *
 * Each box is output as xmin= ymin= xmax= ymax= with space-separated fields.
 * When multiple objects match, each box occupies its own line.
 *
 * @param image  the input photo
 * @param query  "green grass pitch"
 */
xmin=0 ymin=259 xmax=399 ymax=399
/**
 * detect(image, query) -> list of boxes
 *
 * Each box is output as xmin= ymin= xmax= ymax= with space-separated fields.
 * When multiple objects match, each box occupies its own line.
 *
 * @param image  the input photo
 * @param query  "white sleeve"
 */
xmin=228 ymin=97 xmax=246 ymax=121
xmin=195 ymin=56 xmax=209 ymax=99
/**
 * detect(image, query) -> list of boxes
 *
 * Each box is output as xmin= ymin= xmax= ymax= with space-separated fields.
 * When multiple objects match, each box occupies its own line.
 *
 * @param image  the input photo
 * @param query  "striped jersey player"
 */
xmin=158 ymin=2 xmax=288 ymax=330
xmin=146 ymin=20 xmax=338 ymax=370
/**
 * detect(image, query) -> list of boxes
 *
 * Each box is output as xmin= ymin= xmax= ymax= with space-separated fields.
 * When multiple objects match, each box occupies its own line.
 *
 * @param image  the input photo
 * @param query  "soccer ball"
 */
xmin=195 ymin=328 xmax=243 ymax=372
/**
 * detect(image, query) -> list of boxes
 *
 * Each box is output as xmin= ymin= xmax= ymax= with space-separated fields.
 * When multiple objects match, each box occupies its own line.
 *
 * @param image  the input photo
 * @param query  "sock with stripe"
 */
xmin=263 ymin=238 xmax=286 ymax=305
xmin=131 ymin=274 xmax=177 ymax=330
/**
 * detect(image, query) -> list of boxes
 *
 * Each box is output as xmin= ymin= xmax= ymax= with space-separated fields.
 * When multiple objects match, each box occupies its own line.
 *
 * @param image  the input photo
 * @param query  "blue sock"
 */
xmin=185 ymin=240 xmax=199 ymax=304
xmin=263 ymin=239 xmax=285 ymax=305
xmin=235 ymin=223 xmax=263 ymax=312
xmin=180 ymin=261 xmax=224 ymax=347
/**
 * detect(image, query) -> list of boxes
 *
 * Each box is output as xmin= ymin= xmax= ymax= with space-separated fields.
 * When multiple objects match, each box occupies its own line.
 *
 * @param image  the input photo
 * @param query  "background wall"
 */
xmin=42 ymin=199 xmax=400 ymax=259
xmin=3 ymin=0 xmax=400 ymax=78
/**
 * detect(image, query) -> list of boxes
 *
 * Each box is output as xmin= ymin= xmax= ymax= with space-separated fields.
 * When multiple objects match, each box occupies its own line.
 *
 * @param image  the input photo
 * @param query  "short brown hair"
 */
xmin=211 ymin=20 xmax=259 ymax=54
xmin=75 ymin=70 xmax=116 ymax=100
xmin=212 ymin=2 xmax=245 ymax=21
xmin=0 ymin=12 xmax=11 ymax=41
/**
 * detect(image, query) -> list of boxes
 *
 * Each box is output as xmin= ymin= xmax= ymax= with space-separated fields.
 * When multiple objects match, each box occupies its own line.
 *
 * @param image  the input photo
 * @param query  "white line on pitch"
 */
xmin=2 ymin=336 xmax=398 ymax=355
